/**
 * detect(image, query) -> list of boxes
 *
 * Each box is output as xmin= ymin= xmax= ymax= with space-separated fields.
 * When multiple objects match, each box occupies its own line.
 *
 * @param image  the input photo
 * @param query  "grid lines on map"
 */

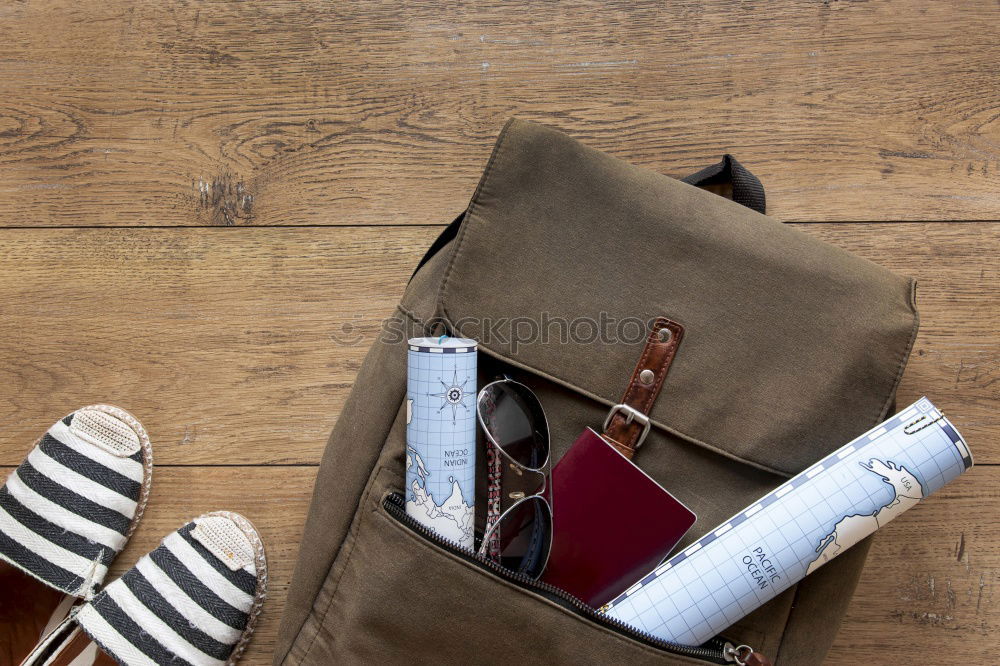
xmin=604 ymin=398 xmax=972 ymax=646
xmin=406 ymin=347 xmax=477 ymax=507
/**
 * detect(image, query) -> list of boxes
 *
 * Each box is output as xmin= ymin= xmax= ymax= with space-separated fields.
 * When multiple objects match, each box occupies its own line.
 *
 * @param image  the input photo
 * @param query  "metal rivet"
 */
xmin=657 ymin=328 xmax=672 ymax=343
xmin=639 ymin=369 xmax=655 ymax=385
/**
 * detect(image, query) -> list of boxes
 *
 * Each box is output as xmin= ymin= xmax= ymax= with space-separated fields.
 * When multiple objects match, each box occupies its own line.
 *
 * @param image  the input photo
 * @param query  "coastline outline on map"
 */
xmin=601 ymin=397 xmax=973 ymax=647
xmin=404 ymin=337 xmax=477 ymax=550
xmin=406 ymin=445 xmax=474 ymax=546
xmin=806 ymin=458 xmax=924 ymax=573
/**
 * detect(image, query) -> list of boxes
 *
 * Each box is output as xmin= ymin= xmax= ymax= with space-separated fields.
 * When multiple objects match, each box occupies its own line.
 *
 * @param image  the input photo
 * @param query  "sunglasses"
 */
xmin=476 ymin=378 xmax=552 ymax=579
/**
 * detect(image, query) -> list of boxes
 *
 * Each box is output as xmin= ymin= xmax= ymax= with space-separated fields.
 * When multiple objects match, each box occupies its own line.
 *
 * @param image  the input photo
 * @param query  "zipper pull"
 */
xmin=724 ymin=643 xmax=772 ymax=666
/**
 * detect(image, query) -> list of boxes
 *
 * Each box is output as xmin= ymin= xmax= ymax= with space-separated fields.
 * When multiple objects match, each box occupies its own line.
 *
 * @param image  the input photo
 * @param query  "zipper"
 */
xmin=384 ymin=491 xmax=744 ymax=664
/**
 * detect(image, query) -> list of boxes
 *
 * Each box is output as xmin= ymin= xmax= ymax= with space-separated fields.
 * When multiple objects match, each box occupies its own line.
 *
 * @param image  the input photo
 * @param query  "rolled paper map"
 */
xmin=405 ymin=337 xmax=477 ymax=550
xmin=602 ymin=397 xmax=973 ymax=646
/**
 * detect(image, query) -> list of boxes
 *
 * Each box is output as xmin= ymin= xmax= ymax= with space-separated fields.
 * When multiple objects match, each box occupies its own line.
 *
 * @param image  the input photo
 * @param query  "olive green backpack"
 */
xmin=274 ymin=119 xmax=917 ymax=665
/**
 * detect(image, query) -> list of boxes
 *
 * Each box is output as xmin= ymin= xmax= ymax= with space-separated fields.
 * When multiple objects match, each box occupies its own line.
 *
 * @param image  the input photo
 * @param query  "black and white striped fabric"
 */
xmin=75 ymin=513 xmax=265 ymax=666
xmin=0 ymin=407 xmax=149 ymax=598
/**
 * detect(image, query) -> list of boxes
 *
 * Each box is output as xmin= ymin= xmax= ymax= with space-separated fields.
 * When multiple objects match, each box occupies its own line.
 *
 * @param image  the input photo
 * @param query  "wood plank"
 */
xmin=0 ymin=464 xmax=317 ymax=666
xmin=0 ymin=226 xmax=433 ymax=466
xmin=828 ymin=468 xmax=1000 ymax=665
xmin=0 ymin=464 xmax=992 ymax=664
xmin=0 ymin=1 xmax=997 ymax=226
xmin=0 ymin=222 xmax=994 ymax=466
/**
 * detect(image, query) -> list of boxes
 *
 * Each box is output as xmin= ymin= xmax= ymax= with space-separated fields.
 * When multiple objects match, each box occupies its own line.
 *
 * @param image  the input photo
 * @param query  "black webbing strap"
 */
xmin=409 ymin=212 xmax=465 ymax=282
xmin=681 ymin=154 xmax=766 ymax=215
xmin=410 ymin=155 xmax=765 ymax=282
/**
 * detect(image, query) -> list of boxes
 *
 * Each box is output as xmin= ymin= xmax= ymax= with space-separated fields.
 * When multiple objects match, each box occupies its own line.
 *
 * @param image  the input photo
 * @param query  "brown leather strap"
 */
xmin=602 ymin=317 xmax=684 ymax=458
xmin=744 ymin=651 xmax=773 ymax=666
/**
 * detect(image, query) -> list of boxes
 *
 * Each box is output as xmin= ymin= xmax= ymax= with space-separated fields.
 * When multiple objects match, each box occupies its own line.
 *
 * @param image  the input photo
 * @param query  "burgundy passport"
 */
xmin=541 ymin=427 xmax=696 ymax=607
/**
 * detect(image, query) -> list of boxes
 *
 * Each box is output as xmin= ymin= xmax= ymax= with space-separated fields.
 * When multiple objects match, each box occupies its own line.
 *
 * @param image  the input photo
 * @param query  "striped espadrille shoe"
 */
xmin=25 ymin=512 xmax=268 ymax=666
xmin=0 ymin=405 xmax=152 ymax=663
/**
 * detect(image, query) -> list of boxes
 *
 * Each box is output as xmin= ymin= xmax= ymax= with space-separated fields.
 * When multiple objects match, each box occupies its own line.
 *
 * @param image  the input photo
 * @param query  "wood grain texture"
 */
xmin=828 ymin=469 xmax=1000 ymax=664
xmin=0 ymin=223 xmax=994 ymax=467
xmin=0 ymin=0 xmax=998 ymax=227
xmin=0 ymin=1 xmax=997 ymax=664
xmin=0 ymin=226 xmax=434 ymax=466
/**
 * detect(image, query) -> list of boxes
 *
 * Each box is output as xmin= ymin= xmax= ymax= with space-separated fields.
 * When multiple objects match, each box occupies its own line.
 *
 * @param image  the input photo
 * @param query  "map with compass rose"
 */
xmin=429 ymin=369 xmax=473 ymax=424
xmin=405 ymin=338 xmax=477 ymax=550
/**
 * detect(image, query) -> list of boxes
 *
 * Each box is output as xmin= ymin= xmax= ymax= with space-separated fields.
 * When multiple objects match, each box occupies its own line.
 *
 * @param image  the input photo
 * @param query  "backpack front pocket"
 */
xmin=381 ymin=489 xmax=751 ymax=665
xmin=296 ymin=452 xmax=742 ymax=666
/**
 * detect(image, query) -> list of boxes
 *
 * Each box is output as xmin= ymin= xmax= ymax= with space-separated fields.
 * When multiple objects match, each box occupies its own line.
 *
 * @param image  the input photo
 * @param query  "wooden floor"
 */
xmin=0 ymin=2 xmax=997 ymax=664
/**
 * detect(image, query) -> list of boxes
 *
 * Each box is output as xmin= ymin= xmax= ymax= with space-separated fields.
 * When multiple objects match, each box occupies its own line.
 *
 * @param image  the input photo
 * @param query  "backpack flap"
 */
xmin=439 ymin=119 xmax=918 ymax=476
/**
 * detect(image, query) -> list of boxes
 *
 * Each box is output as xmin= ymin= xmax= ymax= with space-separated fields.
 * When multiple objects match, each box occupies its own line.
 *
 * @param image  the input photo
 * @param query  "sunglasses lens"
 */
xmin=478 ymin=382 xmax=549 ymax=469
xmin=494 ymin=496 xmax=552 ymax=579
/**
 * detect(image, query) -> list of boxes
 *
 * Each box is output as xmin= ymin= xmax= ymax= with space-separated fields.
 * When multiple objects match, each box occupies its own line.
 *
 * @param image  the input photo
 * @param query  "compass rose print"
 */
xmin=429 ymin=369 xmax=472 ymax=424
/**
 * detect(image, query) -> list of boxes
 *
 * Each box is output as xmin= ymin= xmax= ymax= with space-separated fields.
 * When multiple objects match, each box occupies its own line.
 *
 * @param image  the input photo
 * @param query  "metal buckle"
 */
xmin=602 ymin=403 xmax=652 ymax=450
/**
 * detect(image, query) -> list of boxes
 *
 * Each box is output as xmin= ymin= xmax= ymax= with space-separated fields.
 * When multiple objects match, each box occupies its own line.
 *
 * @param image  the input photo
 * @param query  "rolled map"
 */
xmin=602 ymin=397 xmax=973 ymax=646
xmin=405 ymin=336 xmax=477 ymax=550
